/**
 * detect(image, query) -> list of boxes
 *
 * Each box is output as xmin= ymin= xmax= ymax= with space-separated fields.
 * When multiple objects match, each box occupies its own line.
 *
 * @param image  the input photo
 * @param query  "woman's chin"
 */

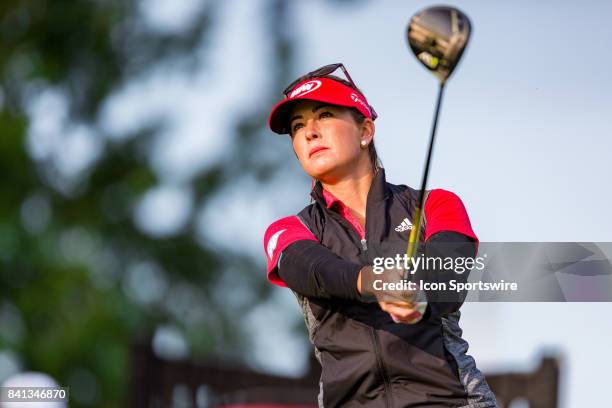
xmin=307 ymin=166 xmax=343 ymax=182
xmin=306 ymin=161 xmax=334 ymax=178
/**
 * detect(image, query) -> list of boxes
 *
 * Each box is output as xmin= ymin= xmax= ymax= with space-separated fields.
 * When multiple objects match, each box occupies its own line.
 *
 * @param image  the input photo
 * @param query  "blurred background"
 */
xmin=0 ymin=0 xmax=611 ymax=407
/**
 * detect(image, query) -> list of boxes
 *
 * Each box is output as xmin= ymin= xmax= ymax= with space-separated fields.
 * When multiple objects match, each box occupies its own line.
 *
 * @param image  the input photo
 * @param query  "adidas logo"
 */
xmin=395 ymin=218 xmax=413 ymax=232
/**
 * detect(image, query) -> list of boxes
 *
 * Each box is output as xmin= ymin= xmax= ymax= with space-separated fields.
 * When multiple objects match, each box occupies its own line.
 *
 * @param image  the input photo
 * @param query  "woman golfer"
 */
xmin=263 ymin=64 xmax=497 ymax=407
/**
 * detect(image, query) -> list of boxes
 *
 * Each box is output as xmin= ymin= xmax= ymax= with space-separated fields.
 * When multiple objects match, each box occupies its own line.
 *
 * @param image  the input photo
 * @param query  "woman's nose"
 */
xmin=304 ymin=119 xmax=320 ymax=140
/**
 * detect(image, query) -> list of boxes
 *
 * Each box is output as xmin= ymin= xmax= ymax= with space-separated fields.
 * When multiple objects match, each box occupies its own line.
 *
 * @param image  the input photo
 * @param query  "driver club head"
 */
xmin=407 ymin=6 xmax=472 ymax=84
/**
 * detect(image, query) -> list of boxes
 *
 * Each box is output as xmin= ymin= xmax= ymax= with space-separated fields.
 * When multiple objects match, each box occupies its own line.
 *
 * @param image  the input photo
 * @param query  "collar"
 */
xmin=322 ymin=189 xmax=340 ymax=209
xmin=311 ymin=168 xmax=389 ymax=207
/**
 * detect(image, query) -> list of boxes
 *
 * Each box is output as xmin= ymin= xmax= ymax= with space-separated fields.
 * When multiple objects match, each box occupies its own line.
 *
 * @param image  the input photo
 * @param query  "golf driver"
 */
xmin=405 ymin=6 xmax=472 ymax=272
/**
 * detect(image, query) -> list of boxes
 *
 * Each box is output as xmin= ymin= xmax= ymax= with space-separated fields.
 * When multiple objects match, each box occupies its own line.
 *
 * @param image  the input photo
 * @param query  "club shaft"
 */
xmin=405 ymin=82 xmax=446 ymax=265
xmin=419 ymin=81 xmax=446 ymax=210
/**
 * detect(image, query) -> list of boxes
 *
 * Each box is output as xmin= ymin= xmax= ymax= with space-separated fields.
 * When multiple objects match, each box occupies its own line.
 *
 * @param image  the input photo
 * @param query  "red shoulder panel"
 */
xmin=263 ymin=216 xmax=318 ymax=287
xmin=424 ymin=189 xmax=478 ymax=244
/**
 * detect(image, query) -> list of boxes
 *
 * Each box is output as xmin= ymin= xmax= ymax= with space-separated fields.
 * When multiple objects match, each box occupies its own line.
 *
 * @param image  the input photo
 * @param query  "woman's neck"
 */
xmin=321 ymin=168 xmax=374 ymax=223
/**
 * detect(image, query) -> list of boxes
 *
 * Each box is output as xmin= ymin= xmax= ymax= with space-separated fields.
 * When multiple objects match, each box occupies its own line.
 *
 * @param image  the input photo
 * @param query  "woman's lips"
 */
xmin=309 ymin=146 xmax=329 ymax=157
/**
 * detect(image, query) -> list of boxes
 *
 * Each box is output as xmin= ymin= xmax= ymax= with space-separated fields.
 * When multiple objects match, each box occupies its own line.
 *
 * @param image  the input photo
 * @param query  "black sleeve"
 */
xmin=277 ymin=240 xmax=362 ymax=300
xmin=418 ymin=231 xmax=477 ymax=317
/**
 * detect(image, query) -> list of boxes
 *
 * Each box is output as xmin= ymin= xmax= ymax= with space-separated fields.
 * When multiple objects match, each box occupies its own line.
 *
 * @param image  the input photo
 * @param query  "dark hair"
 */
xmin=347 ymin=107 xmax=383 ymax=172
xmin=287 ymin=75 xmax=383 ymax=172
xmin=325 ymin=75 xmax=383 ymax=171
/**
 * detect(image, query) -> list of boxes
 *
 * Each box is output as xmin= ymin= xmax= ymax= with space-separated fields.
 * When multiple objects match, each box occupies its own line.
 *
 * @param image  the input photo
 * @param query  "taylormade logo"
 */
xmin=350 ymin=93 xmax=369 ymax=111
xmin=289 ymin=80 xmax=322 ymax=98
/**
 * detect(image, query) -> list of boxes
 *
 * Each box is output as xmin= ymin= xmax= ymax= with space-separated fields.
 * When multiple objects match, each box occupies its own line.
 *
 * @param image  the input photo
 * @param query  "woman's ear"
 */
xmin=361 ymin=118 xmax=375 ymax=144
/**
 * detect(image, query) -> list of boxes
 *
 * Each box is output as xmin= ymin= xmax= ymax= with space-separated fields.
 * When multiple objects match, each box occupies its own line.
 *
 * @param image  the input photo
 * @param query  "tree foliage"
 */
xmin=0 ymin=0 xmax=295 ymax=406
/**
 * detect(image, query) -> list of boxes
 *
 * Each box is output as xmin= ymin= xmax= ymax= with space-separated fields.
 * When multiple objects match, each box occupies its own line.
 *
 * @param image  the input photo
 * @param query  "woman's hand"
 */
xmin=357 ymin=266 xmax=427 ymax=324
xmin=379 ymin=301 xmax=426 ymax=324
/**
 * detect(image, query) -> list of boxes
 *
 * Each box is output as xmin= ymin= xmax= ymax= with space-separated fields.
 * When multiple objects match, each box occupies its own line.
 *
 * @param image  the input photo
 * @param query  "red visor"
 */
xmin=268 ymin=77 xmax=375 ymax=134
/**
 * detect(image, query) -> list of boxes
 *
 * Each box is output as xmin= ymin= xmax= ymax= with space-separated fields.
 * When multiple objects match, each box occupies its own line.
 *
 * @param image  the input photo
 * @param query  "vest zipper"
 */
xmin=360 ymin=238 xmax=368 ymax=251
xmin=326 ymin=210 xmax=367 ymax=253
xmin=362 ymin=219 xmax=391 ymax=407
xmin=370 ymin=328 xmax=393 ymax=408
xmin=322 ymin=201 xmax=394 ymax=405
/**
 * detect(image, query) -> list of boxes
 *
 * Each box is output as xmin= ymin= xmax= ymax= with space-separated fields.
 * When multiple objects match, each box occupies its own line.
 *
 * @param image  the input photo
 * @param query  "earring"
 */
xmin=361 ymin=140 xmax=367 ymax=149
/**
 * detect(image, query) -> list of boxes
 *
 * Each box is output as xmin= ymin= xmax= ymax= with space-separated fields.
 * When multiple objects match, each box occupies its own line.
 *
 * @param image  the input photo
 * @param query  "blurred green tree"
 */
xmin=0 ymin=0 xmax=296 ymax=406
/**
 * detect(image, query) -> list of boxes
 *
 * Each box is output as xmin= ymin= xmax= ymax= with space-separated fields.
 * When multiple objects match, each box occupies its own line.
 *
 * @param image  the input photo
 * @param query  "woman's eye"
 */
xmin=319 ymin=111 xmax=333 ymax=119
xmin=292 ymin=123 xmax=304 ymax=133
